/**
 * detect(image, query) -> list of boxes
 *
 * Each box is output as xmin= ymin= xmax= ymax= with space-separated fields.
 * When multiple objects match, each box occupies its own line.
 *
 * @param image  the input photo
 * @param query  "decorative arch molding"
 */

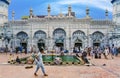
xmin=72 ymin=30 xmax=86 ymax=40
xmin=16 ymin=31 xmax=28 ymax=40
xmin=92 ymin=31 xmax=104 ymax=36
xmin=37 ymin=39 xmax=45 ymax=43
xmin=92 ymin=31 xmax=104 ymax=42
xmin=34 ymin=30 xmax=47 ymax=39
xmin=53 ymin=28 xmax=66 ymax=40
xmin=16 ymin=31 xmax=29 ymax=44
xmin=74 ymin=38 xmax=82 ymax=43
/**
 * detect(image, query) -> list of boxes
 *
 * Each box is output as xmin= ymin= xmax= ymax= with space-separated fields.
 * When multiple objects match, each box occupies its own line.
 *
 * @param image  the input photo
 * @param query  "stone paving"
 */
xmin=0 ymin=53 xmax=120 ymax=78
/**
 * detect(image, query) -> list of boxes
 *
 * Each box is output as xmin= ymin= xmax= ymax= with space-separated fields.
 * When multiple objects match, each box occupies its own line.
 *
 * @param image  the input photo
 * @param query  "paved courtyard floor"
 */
xmin=0 ymin=53 xmax=120 ymax=78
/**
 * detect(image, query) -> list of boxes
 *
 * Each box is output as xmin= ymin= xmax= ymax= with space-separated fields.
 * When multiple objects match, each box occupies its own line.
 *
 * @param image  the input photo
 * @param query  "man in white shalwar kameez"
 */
xmin=34 ymin=49 xmax=48 ymax=76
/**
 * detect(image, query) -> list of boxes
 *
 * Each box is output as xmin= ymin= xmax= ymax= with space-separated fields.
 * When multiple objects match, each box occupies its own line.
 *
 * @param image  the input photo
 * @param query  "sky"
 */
xmin=8 ymin=0 xmax=113 ymax=20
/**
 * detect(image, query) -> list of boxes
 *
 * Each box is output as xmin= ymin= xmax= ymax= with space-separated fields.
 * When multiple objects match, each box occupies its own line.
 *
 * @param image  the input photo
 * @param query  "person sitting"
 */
xmin=54 ymin=57 xmax=62 ymax=65
xmin=16 ymin=56 xmax=21 ymax=64
xmin=76 ymin=51 xmax=90 ymax=65
xmin=8 ymin=53 xmax=14 ymax=64
xmin=64 ymin=49 xmax=69 ymax=53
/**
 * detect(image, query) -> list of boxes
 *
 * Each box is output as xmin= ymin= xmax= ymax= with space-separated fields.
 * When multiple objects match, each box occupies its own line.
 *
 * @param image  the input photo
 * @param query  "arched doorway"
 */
xmin=16 ymin=31 xmax=28 ymax=53
xmin=55 ymin=38 xmax=64 ymax=47
xmin=53 ymin=28 xmax=66 ymax=49
xmin=92 ymin=31 xmax=104 ymax=47
xmin=93 ymin=41 xmax=100 ymax=47
xmin=74 ymin=38 xmax=82 ymax=49
xmin=72 ymin=30 xmax=86 ymax=48
xmin=37 ymin=39 xmax=45 ymax=50
xmin=34 ymin=30 xmax=46 ymax=50
xmin=20 ymin=40 xmax=27 ymax=52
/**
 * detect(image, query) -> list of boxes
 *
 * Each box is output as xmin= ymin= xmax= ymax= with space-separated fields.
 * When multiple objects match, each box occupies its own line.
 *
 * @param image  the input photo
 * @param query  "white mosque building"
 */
xmin=0 ymin=0 xmax=119 ymax=52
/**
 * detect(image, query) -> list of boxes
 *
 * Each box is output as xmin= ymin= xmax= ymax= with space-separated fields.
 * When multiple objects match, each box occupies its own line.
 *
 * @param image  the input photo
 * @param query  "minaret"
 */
xmin=105 ymin=9 xmax=108 ymax=19
xmin=86 ymin=6 xmax=90 ymax=18
xmin=47 ymin=4 xmax=51 ymax=17
xmin=29 ymin=8 xmax=33 ymax=18
xmin=68 ymin=5 xmax=72 ymax=17
xmin=12 ymin=10 xmax=15 ymax=21
xmin=0 ymin=0 xmax=11 ymax=25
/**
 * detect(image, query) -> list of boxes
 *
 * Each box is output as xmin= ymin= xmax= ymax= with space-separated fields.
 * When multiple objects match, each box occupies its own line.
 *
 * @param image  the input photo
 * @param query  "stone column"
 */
xmin=83 ymin=39 xmax=86 ymax=48
xmin=49 ymin=38 xmax=54 ymax=50
xmin=65 ymin=38 xmax=70 ymax=50
xmin=71 ymin=39 xmax=74 ymax=49
xmin=47 ymin=37 xmax=51 ymax=51
xmin=88 ymin=35 xmax=92 ymax=47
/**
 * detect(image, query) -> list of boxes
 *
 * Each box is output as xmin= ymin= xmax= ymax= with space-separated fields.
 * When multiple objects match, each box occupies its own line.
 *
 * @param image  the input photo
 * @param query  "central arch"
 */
xmin=16 ymin=31 xmax=28 ymax=53
xmin=72 ymin=30 xmax=86 ymax=49
xmin=92 ymin=31 xmax=104 ymax=47
xmin=53 ymin=28 xmax=66 ymax=48
xmin=34 ymin=30 xmax=46 ymax=50
xmin=37 ymin=39 xmax=45 ymax=50
xmin=34 ymin=30 xmax=46 ymax=39
xmin=74 ymin=38 xmax=82 ymax=48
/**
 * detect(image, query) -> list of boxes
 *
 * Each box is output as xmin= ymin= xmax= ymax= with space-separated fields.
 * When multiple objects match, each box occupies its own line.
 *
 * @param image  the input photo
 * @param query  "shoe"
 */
xmin=84 ymin=63 xmax=90 ymax=66
xmin=34 ymin=73 xmax=38 ymax=76
xmin=44 ymin=74 xmax=48 ymax=76
xmin=103 ymin=64 xmax=106 ymax=66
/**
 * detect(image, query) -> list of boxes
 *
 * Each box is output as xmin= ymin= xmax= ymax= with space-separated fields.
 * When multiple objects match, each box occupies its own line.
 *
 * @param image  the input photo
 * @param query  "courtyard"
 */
xmin=0 ymin=0 xmax=120 ymax=78
xmin=0 ymin=53 xmax=120 ymax=78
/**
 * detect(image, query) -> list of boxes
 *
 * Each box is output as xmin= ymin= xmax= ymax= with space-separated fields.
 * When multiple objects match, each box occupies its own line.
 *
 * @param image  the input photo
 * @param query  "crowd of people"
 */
xmin=1 ymin=44 xmax=120 ymax=65
xmin=0 ymin=44 xmax=119 ymax=55
xmin=1 ymin=44 xmax=120 ymax=77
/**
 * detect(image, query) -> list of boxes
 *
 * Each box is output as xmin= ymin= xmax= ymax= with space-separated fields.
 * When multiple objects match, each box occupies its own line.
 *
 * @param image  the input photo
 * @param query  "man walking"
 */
xmin=34 ymin=49 xmax=48 ymax=76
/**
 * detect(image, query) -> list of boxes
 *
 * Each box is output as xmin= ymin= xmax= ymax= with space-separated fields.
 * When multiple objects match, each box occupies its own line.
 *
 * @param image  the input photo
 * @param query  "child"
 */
xmin=16 ymin=56 xmax=21 ymax=64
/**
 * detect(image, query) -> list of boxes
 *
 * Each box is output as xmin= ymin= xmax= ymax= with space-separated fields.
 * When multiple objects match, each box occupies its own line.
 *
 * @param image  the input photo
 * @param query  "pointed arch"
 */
xmin=53 ymin=28 xmax=66 ymax=39
xmin=34 ymin=30 xmax=46 ymax=39
xmin=16 ymin=31 xmax=28 ymax=39
xmin=72 ymin=30 xmax=86 ymax=39
xmin=92 ymin=31 xmax=104 ymax=41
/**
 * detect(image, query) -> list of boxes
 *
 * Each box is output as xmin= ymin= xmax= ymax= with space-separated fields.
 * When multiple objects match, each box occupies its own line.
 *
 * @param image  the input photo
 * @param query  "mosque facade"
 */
xmin=0 ymin=0 xmax=120 ymax=51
